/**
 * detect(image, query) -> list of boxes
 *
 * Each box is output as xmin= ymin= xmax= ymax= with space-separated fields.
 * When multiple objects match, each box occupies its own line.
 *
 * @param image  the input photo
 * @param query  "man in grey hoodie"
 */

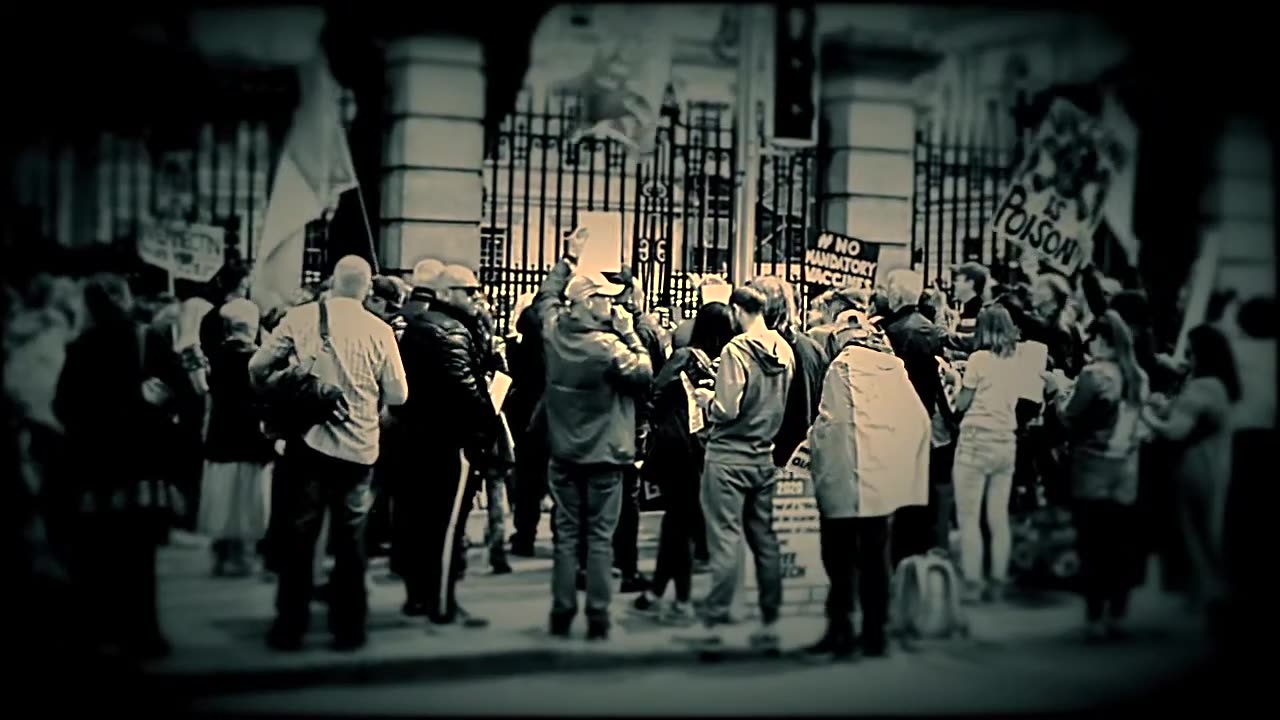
xmin=692 ymin=285 xmax=795 ymax=648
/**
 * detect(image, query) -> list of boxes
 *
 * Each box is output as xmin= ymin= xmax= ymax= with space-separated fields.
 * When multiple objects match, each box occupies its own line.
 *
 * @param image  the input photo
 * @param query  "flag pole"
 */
xmin=353 ymin=183 xmax=380 ymax=275
xmin=733 ymin=5 xmax=760 ymax=286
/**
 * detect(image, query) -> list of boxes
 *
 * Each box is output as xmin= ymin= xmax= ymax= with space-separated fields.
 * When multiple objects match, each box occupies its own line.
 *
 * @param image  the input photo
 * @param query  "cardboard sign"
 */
xmin=138 ymin=220 xmax=227 ymax=282
xmin=797 ymin=231 xmax=881 ymax=295
xmin=987 ymin=99 xmax=1127 ymax=276
xmin=742 ymin=442 xmax=825 ymax=603
xmin=680 ymin=371 xmax=705 ymax=434
xmin=488 ymin=371 xmax=513 ymax=414
xmin=1014 ymin=341 xmax=1050 ymax=402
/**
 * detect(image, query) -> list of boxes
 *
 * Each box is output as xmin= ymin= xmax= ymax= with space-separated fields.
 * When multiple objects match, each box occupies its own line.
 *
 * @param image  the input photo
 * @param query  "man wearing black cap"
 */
xmin=387 ymin=262 xmax=498 ymax=628
xmin=532 ymin=228 xmax=654 ymax=640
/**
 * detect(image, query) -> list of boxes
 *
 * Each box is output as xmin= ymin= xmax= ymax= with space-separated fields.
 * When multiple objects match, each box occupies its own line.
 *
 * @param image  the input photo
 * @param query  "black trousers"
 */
xmin=820 ymin=516 xmax=890 ymax=641
xmin=651 ymin=481 xmax=699 ymax=602
xmin=1074 ymin=499 xmax=1138 ymax=623
xmin=611 ymin=465 xmax=642 ymax=576
xmin=452 ymin=465 xmax=487 ymax=580
xmin=512 ymin=430 xmax=550 ymax=548
xmin=393 ymin=446 xmax=471 ymax=618
xmin=274 ymin=441 xmax=374 ymax=639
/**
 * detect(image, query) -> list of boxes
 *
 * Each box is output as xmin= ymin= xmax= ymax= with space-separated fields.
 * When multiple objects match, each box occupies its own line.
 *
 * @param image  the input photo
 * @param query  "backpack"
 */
xmin=890 ymin=550 xmax=969 ymax=644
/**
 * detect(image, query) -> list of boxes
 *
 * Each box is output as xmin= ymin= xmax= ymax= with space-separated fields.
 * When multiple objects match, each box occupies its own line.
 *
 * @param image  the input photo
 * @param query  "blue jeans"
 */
xmin=700 ymin=462 xmax=783 ymax=624
xmin=548 ymin=459 xmax=624 ymax=625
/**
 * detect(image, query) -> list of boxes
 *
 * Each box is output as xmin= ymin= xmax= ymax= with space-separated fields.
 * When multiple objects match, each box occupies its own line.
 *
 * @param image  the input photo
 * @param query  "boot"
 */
xmin=806 ymin=617 xmax=855 ymax=658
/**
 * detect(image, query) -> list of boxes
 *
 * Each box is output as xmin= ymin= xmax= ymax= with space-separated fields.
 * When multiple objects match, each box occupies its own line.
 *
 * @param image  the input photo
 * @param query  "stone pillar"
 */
xmin=819 ymin=41 xmax=941 ymax=280
xmin=382 ymin=36 xmax=486 ymax=271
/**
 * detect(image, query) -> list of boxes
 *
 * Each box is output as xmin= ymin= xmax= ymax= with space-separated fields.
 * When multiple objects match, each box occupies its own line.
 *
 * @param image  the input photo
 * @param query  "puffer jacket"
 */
xmin=534 ymin=257 xmax=653 ymax=466
xmin=809 ymin=344 xmax=931 ymax=519
xmin=393 ymin=298 xmax=498 ymax=457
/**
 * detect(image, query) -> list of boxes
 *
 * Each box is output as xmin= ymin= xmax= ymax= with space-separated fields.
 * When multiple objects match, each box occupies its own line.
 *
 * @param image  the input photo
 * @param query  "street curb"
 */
xmin=150 ymin=643 xmax=775 ymax=698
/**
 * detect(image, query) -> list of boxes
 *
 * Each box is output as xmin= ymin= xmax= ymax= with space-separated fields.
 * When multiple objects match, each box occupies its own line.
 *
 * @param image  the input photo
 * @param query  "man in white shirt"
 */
xmin=250 ymin=255 xmax=408 ymax=652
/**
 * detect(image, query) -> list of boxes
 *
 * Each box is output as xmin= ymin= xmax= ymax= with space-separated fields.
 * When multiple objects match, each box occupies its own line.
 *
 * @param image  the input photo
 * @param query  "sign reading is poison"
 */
xmin=988 ymin=99 xmax=1127 ymax=276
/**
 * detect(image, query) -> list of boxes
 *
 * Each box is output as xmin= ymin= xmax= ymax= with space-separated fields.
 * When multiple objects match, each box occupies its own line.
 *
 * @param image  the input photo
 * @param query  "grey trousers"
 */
xmin=700 ymin=461 xmax=783 ymax=624
xmin=547 ymin=459 xmax=624 ymax=624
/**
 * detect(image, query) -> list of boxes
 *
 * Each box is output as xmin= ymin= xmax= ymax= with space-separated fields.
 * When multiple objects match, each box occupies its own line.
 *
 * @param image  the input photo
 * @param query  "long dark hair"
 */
xmin=689 ymin=301 xmax=735 ymax=359
xmin=1088 ymin=310 xmax=1147 ymax=404
xmin=1188 ymin=324 xmax=1241 ymax=403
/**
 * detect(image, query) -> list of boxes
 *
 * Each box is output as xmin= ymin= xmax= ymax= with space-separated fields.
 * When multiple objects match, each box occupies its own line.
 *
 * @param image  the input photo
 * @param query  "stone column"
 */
xmin=819 ymin=41 xmax=940 ymax=279
xmin=381 ymin=36 xmax=486 ymax=271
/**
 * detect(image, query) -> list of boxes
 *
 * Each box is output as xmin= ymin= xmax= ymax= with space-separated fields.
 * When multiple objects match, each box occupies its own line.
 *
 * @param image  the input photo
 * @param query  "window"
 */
xmin=480 ymin=226 xmax=507 ymax=269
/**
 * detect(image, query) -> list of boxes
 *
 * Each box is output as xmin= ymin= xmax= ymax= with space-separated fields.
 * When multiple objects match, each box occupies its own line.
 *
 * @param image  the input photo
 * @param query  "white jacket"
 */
xmin=809 ymin=345 xmax=931 ymax=519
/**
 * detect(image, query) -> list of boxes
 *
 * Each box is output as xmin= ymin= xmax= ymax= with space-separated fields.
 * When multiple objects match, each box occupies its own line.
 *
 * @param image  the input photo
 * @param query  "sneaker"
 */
xmin=661 ymin=602 xmax=696 ymax=627
xmin=633 ymin=592 xmax=660 ymax=613
xmin=749 ymin=624 xmax=780 ymax=653
xmin=619 ymin=574 xmax=649 ymax=594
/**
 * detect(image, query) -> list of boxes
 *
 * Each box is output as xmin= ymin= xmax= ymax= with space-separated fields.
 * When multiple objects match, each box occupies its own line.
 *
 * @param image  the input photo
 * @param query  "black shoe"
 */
xmin=312 ymin=583 xmax=331 ymax=605
xmin=619 ymin=574 xmax=649 ymax=594
xmin=266 ymin=624 xmax=304 ymax=652
xmin=402 ymin=601 xmax=429 ymax=617
xmin=510 ymin=544 xmax=535 ymax=558
xmin=331 ymin=633 xmax=367 ymax=652
xmin=587 ymin=621 xmax=609 ymax=641
xmin=491 ymin=559 xmax=513 ymax=575
xmin=633 ymin=593 xmax=659 ymax=613
xmin=861 ymin=633 xmax=888 ymax=658
xmin=805 ymin=630 xmax=840 ymax=655
xmin=549 ymin=614 xmax=573 ymax=638
xmin=457 ymin=607 xmax=490 ymax=629
xmin=576 ymin=571 xmax=587 ymax=591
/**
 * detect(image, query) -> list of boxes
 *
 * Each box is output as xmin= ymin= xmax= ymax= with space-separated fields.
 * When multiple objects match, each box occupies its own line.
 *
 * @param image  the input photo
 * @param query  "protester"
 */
xmin=55 ymin=273 xmax=172 ymax=660
xmin=1045 ymin=310 xmax=1149 ymax=642
xmin=875 ymin=270 xmax=950 ymax=564
xmin=534 ymin=228 xmax=653 ymax=640
xmin=633 ymin=300 xmax=734 ymax=622
xmin=1141 ymin=324 xmax=1239 ymax=635
xmin=672 ymin=275 xmax=730 ymax=350
xmin=809 ymin=320 xmax=931 ymax=658
xmin=602 ymin=269 xmax=665 ymax=594
xmin=386 ymin=262 xmax=496 ymax=627
xmin=505 ymin=292 xmax=550 ymax=558
xmin=748 ymin=276 xmax=827 ymax=468
xmin=692 ymin=285 xmax=794 ymax=649
xmin=199 ymin=299 xmax=274 ymax=578
xmin=951 ymin=305 xmax=1024 ymax=603
xmin=951 ymin=261 xmax=989 ymax=337
xmin=808 ymin=286 xmax=869 ymax=354
xmin=251 ymin=255 xmax=408 ymax=652
xmin=468 ymin=289 xmax=515 ymax=577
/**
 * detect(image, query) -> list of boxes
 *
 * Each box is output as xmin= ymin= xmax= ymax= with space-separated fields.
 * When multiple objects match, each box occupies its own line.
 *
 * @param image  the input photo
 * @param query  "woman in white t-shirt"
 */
xmin=952 ymin=305 xmax=1023 ymax=602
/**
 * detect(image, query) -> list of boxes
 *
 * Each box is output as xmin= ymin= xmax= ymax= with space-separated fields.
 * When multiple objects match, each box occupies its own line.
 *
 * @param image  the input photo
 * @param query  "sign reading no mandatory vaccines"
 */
xmin=988 ymin=98 xmax=1127 ymax=276
xmin=138 ymin=220 xmax=227 ymax=283
xmin=742 ymin=440 xmax=825 ymax=604
xmin=794 ymin=231 xmax=881 ymax=296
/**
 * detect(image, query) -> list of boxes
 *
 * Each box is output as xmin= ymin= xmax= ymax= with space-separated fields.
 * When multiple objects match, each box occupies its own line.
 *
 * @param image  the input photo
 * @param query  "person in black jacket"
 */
xmin=601 ymin=267 xmax=665 ymax=593
xmin=748 ymin=275 xmax=828 ymax=468
xmin=506 ymin=299 xmax=550 ymax=557
xmin=878 ymin=269 xmax=951 ymax=564
xmin=387 ymin=263 xmax=499 ymax=627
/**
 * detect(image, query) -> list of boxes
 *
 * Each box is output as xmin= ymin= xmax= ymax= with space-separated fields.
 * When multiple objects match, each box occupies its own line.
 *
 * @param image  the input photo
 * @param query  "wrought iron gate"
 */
xmin=481 ymin=92 xmax=739 ymax=335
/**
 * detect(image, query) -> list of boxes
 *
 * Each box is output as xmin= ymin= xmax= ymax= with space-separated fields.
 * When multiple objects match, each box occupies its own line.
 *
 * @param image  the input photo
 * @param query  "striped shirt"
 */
xmin=258 ymin=297 xmax=408 ymax=466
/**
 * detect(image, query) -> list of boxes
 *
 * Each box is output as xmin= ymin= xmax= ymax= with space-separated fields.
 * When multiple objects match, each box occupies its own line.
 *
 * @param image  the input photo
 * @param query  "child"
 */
xmin=198 ymin=298 xmax=275 ymax=577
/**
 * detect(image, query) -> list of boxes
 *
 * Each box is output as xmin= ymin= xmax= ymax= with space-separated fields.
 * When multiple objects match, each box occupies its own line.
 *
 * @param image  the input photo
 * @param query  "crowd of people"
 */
xmin=6 ymin=225 xmax=1244 ymax=667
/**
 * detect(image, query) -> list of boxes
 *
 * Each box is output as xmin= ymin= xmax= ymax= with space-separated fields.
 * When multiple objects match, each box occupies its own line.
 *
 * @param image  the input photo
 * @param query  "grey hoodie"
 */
xmin=705 ymin=327 xmax=795 ymax=466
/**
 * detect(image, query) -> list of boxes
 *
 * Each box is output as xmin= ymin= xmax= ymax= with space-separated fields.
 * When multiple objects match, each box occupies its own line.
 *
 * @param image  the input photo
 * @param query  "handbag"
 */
xmin=260 ymin=301 xmax=348 ymax=438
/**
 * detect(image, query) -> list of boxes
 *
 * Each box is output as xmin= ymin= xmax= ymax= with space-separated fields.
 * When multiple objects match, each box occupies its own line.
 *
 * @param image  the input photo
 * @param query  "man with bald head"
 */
xmin=250 ymin=255 xmax=408 ymax=652
xmin=387 ymin=259 xmax=500 ymax=627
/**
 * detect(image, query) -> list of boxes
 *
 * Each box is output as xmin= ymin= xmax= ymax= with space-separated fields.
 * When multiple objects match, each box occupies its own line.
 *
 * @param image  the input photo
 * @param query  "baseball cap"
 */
xmin=565 ymin=272 xmax=626 ymax=303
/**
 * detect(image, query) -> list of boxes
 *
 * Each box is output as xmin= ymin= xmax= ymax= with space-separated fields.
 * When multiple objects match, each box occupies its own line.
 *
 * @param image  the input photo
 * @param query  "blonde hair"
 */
xmin=974 ymin=305 xmax=1019 ymax=358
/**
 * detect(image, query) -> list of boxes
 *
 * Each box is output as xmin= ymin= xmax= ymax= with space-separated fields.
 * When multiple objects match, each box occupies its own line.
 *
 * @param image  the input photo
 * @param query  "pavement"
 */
xmin=147 ymin=511 xmax=1212 ymax=703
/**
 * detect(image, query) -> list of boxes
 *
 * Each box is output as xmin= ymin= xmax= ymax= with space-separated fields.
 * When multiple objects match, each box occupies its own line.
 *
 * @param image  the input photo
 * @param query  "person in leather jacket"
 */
xmin=386 ymin=263 xmax=499 ymax=628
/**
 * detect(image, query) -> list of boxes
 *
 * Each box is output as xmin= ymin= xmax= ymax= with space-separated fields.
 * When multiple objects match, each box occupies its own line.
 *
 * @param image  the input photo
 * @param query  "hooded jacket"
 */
xmin=809 ymin=344 xmax=931 ymax=519
xmin=705 ymin=327 xmax=795 ymax=466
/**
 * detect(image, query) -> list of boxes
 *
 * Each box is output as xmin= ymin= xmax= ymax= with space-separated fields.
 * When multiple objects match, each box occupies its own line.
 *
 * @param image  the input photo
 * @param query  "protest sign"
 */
xmin=796 ymin=231 xmax=881 ymax=296
xmin=987 ymin=99 xmax=1127 ymax=276
xmin=742 ymin=439 xmax=825 ymax=606
xmin=138 ymin=220 xmax=227 ymax=283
